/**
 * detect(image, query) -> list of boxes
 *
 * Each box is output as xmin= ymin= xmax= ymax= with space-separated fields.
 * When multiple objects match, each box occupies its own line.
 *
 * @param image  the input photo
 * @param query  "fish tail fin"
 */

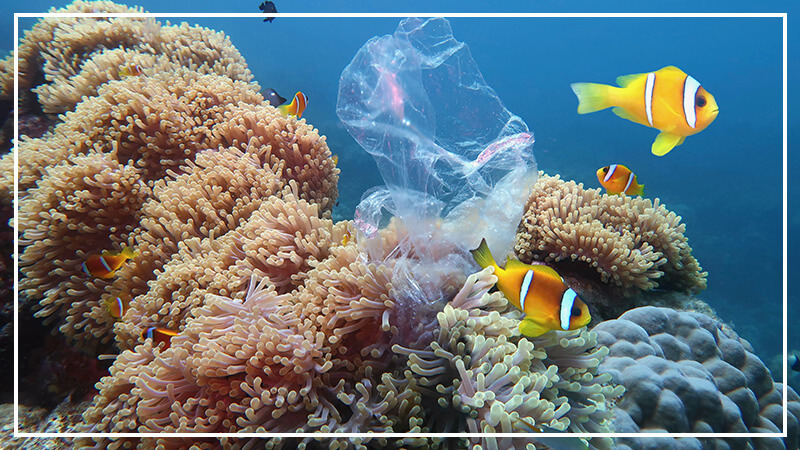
xmin=637 ymin=184 xmax=645 ymax=196
xmin=570 ymin=82 xmax=614 ymax=114
xmin=121 ymin=246 xmax=137 ymax=259
xmin=277 ymin=104 xmax=290 ymax=116
xmin=470 ymin=238 xmax=498 ymax=270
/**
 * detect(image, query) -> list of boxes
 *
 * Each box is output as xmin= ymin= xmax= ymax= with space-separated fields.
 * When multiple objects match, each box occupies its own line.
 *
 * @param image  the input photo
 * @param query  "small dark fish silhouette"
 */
xmin=262 ymin=88 xmax=287 ymax=106
xmin=259 ymin=1 xmax=277 ymax=22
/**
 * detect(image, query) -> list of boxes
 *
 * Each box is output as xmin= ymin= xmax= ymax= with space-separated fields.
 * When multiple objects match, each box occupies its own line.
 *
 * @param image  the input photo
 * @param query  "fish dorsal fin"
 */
xmin=658 ymin=65 xmax=686 ymax=76
xmin=531 ymin=263 xmax=564 ymax=281
xmin=615 ymin=72 xmax=644 ymax=88
xmin=504 ymin=257 xmax=529 ymax=271
xmin=505 ymin=259 xmax=563 ymax=282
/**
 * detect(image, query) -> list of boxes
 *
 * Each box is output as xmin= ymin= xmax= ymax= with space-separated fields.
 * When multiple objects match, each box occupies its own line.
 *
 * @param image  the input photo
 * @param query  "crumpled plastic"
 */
xmin=337 ymin=17 xmax=537 ymax=313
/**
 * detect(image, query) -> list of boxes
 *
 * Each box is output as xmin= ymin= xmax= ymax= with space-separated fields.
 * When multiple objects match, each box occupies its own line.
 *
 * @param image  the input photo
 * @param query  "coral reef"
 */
xmin=78 ymin=265 xmax=621 ymax=449
xmin=0 ymin=0 xmax=261 ymax=199
xmin=594 ymin=306 xmax=800 ymax=449
xmin=515 ymin=173 xmax=707 ymax=297
xmin=388 ymin=267 xmax=622 ymax=449
xmin=11 ymin=0 xmax=251 ymax=115
xmin=10 ymin=8 xmax=619 ymax=447
xmin=13 ymin=42 xmax=337 ymax=350
xmin=14 ymin=4 xmax=768 ymax=449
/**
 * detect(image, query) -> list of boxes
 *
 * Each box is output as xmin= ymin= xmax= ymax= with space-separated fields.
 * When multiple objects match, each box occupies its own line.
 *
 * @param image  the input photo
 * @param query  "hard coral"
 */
xmin=515 ymin=172 xmax=707 ymax=296
xmin=594 ymin=306 xmax=800 ymax=449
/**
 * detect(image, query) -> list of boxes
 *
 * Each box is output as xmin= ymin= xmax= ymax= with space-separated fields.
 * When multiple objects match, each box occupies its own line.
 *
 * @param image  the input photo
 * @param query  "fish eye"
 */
xmin=571 ymin=307 xmax=582 ymax=316
xmin=602 ymin=167 xmax=609 ymax=173
xmin=695 ymin=95 xmax=707 ymax=108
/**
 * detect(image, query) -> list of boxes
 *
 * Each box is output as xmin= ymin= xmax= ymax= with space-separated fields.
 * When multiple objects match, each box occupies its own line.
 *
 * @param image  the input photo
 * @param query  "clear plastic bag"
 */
xmin=337 ymin=17 xmax=537 ymax=309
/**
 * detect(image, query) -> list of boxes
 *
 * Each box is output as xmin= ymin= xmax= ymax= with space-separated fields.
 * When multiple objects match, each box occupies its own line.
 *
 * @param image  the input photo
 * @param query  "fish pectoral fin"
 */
xmin=519 ymin=318 xmax=552 ymax=338
xmin=651 ymin=131 xmax=684 ymax=156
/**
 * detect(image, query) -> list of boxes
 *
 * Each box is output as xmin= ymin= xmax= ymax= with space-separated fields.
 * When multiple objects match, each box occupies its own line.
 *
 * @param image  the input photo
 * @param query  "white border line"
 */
xmin=12 ymin=8 xmax=19 ymax=441
xmin=12 ymin=12 xmax=788 ymax=18
xmin=782 ymin=11 xmax=789 ymax=442
xmin=12 ymin=11 xmax=788 ymax=440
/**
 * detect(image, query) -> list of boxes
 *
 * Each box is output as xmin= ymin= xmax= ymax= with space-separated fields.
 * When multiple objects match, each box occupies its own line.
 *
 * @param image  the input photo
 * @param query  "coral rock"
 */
xmin=595 ymin=306 xmax=799 ymax=449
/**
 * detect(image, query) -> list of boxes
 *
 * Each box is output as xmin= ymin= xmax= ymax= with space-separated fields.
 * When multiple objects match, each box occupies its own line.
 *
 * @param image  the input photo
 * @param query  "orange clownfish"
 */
xmin=571 ymin=66 xmax=719 ymax=156
xmin=278 ymin=91 xmax=308 ymax=118
xmin=82 ymin=247 xmax=137 ymax=278
xmin=597 ymin=164 xmax=644 ymax=196
xmin=105 ymin=296 xmax=128 ymax=319
xmin=470 ymin=238 xmax=591 ymax=337
xmin=142 ymin=327 xmax=178 ymax=349
xmin=118 ymin=64 xmax=143 ymax=78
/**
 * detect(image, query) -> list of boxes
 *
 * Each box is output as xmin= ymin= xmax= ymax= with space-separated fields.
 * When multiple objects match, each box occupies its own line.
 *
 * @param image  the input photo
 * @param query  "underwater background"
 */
xmin=0 ymin=0 xmax=797 ymax=443
xmin=9 ymin=1 xmax=786 ymax=367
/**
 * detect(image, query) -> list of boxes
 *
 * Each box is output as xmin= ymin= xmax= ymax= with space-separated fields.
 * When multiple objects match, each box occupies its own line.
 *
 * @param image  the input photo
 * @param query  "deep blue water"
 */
xmin=2 ymin=1 xmax=796 ymax=384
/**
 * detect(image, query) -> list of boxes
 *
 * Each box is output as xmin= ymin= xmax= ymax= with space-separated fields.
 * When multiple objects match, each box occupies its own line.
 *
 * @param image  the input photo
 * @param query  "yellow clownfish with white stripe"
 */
xmin=471 ymin=238 xmax=591 ymax=337
xmin=571 ymin=66 xmax=719 ymax=156
xmin=278 ymin=91 xmax=308 ymax=118
xmin=597 ymin=164 xmax=644 ymax=196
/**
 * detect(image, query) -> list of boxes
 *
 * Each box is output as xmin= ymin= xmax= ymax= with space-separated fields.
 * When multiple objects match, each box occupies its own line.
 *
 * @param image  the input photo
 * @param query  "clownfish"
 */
xmin=104 ymin=296 xmax=128 ymax=319
xmin=82 ymin=247 xmax=137 ymax=278
xmin=118 ymin=64 xmax=143 ymax=78
xmin=278 ymin=91 xmax=308 ymax=118
xmin=470 ymin=238 xmax=591 ymax=337
xmin=571 ymin=66 xmax=719 ymax=156
xmin=597 ymin=164 xmax=644 ymax=196
xmin=142 ymin=327 xmax=178 ymax=349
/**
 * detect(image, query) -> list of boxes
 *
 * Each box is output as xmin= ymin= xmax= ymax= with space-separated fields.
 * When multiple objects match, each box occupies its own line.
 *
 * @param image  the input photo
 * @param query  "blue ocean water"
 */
xmin=2 ymin=1 xmax=796 ymax=385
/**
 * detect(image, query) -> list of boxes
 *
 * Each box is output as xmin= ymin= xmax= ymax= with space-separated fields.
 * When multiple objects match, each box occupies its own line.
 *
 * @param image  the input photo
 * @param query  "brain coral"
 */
xmin=593 ymin=306 xmax=800 ymax=449
xmin=515 ymin=173 xmax=706 ymax=297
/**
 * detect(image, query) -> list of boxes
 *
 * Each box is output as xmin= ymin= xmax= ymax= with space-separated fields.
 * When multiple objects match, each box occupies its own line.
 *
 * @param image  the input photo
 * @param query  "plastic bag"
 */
xmin=338 ymin=17 xmax=537 ymax=257
xmin=337 ymin=17 xmax=537 ymax=315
